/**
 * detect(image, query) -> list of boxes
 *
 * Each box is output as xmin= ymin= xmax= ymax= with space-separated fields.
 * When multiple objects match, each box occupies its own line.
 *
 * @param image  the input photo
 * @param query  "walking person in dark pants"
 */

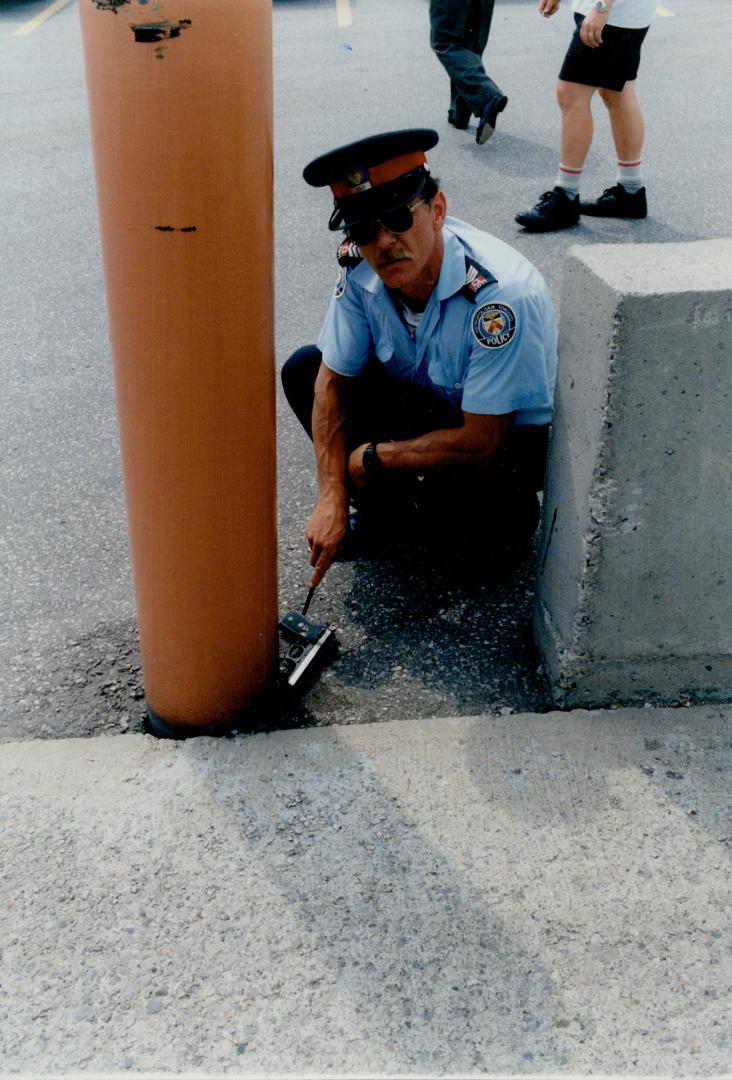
xmin=430 ymin=0 xmax=508 ymax=143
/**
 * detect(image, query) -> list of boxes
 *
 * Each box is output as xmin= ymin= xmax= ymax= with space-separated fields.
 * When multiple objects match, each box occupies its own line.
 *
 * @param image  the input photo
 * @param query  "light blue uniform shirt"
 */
xmin=317 ymin=217 xmax=557 ymax=426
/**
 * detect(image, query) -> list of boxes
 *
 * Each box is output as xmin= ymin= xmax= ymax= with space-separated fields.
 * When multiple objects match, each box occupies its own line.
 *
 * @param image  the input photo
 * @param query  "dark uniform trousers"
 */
xmin=429 ymin=0 xmax=504 ymax=124
xmin=281 ymin=345 xmax=549 ymax=544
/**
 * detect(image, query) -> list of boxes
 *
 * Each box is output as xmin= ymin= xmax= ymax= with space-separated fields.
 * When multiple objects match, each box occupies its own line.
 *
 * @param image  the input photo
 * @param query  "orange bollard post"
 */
xmin=79 ymin=0 xmax=277 ymax=737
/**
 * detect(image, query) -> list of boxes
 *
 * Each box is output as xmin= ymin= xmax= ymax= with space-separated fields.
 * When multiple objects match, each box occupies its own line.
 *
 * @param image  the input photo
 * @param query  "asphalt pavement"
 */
xmin=1 ymin=0 xmax=730 ymax=739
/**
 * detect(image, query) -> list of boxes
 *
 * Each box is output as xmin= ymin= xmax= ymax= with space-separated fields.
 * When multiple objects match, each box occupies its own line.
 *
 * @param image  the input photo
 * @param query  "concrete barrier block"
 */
xmin=535 ymin=239 xmax=732 ymax=707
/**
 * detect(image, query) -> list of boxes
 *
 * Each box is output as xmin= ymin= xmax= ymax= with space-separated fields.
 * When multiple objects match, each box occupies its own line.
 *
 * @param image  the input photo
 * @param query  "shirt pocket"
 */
xmin=375 ymin=339 xmax=418 ymax=382
xmin=426 ymin=338 xmax=466 ymax=400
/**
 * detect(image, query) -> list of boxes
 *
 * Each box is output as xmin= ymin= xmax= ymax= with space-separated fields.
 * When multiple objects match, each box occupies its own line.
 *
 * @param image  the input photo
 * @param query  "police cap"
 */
xmin=303 ymin=128 xmax=439 ymax=231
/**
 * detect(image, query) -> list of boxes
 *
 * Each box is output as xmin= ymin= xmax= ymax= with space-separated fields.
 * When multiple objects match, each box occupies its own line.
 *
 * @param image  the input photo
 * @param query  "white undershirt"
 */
xmin=400 ymin=300 xmax=424 ymax=340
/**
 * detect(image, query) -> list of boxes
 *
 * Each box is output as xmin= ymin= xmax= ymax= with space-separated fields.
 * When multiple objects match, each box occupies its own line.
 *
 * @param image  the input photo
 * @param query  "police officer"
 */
xmin=281 ymin=129 xmax=557 ymax=588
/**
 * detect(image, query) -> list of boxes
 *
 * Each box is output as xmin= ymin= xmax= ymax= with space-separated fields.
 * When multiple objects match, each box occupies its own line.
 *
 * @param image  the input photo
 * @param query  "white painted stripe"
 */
xmin=656 ymin=5 xmax=675 ymax=16
xmin=336 ymin=0 xmax=353 ymax=30
xmin=13 ymin=0 xmax=75 ymax=36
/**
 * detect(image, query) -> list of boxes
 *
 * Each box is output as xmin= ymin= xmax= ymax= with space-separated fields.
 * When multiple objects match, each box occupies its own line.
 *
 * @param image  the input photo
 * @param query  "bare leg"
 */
xmin=557 ymin=79 xmax=597 ymax=168
xmin=580 ymin=80 xmax=648 ymax=214
xmin=598 ymin=81 xmax=645 ymax=161
xmin=514 ymin=79 xmax=596 ymax=229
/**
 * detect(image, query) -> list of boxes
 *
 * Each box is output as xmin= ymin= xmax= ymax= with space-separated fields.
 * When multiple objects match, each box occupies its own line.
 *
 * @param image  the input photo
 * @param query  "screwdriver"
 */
xmin=301 ymin=585 xmax=316 ymax=618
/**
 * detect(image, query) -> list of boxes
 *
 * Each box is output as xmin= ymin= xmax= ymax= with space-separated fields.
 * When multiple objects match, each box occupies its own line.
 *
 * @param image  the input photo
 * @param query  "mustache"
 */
xmin=376 ymin=250 xmax=412 ymax=267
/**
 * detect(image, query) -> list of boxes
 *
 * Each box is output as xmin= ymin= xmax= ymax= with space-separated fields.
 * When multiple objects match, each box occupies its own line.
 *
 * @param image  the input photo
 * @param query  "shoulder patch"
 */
xmin=337 ymin=240 xmax=363 ymax=269
xmin=472 ymin=302 xmax=517 ymax=349
xmin=461 ymin=257 xmax=497 ymax=302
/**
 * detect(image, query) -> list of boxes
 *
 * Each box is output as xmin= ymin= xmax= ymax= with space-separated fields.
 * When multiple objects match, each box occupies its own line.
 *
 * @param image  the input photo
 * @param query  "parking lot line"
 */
xmin=13 ymin=0 xmax=75 ymax=36
xmin=335 ymin=0 xmax=352 ymax=30
xmin=656 ymin=5 xmax=675 ymax=14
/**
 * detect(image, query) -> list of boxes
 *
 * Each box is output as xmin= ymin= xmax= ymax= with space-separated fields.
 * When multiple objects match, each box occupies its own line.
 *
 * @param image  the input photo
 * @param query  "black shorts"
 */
xmin=559 ymin=12 xmax=649 ymax=91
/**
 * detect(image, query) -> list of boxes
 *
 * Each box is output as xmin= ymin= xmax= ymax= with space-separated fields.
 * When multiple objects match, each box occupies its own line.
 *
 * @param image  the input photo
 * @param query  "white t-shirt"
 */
xmin=399 ymin=300 xmax=424 ymax=340
xmin=572 ymin=0 xmax=656 ymax=28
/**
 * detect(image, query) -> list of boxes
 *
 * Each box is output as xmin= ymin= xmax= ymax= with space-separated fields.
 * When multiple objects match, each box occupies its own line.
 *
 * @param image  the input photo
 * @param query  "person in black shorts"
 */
xmin=515 ymin=0 xmax=656 ymax=233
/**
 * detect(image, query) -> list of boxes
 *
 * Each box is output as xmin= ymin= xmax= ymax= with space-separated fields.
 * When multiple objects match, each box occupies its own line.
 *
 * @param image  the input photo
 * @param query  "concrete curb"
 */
xmin=2 ymin=706 xmax=732 ymax=1076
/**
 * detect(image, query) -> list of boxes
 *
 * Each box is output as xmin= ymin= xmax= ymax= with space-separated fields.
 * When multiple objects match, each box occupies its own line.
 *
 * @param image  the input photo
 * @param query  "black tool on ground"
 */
xmin=279 ymin=587 xmax=334 ymax=688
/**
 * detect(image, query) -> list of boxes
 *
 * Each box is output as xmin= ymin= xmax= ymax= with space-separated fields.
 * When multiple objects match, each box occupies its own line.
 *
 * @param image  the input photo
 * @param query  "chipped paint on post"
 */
xmin=93 ymin=0 xmax=131 ymax=12
xmin=131 ymin=19 xmax=191 ymax=43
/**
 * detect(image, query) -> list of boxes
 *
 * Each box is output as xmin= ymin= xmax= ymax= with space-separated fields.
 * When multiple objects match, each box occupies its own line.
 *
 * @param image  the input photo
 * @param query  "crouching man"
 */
xmin=282 ymin=128 xmax=557 ymax=587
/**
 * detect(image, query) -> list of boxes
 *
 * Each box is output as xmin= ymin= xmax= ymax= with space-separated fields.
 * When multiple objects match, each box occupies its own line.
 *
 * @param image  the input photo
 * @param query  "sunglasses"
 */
xmin=344 ymin=199 xmax=427 ymax=247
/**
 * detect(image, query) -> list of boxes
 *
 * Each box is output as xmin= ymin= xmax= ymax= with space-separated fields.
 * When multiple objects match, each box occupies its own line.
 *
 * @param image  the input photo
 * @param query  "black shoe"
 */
xmin=333 ymin=508 xmax=376 ymax=560
xmin=476 ymin=94 xmax=507 ymax=144
xmin=515 ymin=186 xmax=580 ymax=233
xmin=448 ymin=98 xmax=471 ymax=130
xmin=580 ymin=184 xmax=647 ymax=219
xmin=339 ymin=496 xmax=419 ymax=558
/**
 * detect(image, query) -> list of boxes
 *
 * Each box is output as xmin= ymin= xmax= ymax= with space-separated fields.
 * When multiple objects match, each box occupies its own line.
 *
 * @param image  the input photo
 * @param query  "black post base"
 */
xmin=144 ymin=707 xmax=239 ymax=741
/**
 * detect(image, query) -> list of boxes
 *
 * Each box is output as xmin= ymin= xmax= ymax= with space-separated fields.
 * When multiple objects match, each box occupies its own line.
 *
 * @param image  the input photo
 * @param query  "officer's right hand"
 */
xmin=305 ymin=498 xmax=349 ymax=588
xmin=539 ymin=0 xmax=560 ymax=15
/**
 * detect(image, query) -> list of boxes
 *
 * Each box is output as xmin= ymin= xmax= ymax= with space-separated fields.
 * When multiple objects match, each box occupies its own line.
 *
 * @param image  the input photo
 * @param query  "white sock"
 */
xmin=617 ymin=159 xmax=643 ymax=192
xmin=555 ymin=164 xmax=582 ymax=196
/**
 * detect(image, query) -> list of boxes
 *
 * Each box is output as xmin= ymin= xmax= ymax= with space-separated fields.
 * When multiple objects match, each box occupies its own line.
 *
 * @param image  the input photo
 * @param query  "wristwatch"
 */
xmin=594 ymin=1 xmax=609 ymax=11
xmin=362 ymin=443 xmax=382 ymax=475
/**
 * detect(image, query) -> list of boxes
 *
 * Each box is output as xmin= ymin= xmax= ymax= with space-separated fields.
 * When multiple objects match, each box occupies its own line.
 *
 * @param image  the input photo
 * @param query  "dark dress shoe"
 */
xmin=331 ymin=509 xmax=375 ymax=561
xmin=476 ymin=94 xmax=508 ymax=144
xmin=448 ymin=98 xmax=471 ymax=130
xmin=515 ymin=186 xmax=580 ymax=233
xmin=580 ymin=184 xmax=647 ymax=218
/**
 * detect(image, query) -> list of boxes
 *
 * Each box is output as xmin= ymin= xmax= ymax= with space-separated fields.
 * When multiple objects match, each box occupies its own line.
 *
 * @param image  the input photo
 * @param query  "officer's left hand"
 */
xmin=347 ymin=444 xmax=370 ymax=493
xmin=580 ymin=9 xmax=608 ymax=46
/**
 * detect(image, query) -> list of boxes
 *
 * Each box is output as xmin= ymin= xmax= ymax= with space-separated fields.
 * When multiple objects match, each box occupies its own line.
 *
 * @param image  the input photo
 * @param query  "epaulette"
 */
xmin=337 ymin=240 xmax=363 ymax=269
xmin=460 ymin=256 xmax=497 ymax=302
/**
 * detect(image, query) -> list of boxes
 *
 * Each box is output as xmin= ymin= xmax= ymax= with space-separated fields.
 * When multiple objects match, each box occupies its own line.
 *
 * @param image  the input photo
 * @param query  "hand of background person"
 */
xmin=580 ymin=8 xmax=609 ymax=45
xmin=539 ymin=0 xmax=561 ymax=17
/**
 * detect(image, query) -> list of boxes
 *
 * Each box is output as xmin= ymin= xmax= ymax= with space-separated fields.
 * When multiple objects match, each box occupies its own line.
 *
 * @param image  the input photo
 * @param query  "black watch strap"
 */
xmin=362 ymin=442 xmax=382 ymax=474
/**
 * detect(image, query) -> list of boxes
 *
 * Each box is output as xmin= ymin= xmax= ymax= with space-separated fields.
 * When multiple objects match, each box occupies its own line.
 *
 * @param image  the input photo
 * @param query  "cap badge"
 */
xmin=345 ymin=166 xmax=372 ymax=193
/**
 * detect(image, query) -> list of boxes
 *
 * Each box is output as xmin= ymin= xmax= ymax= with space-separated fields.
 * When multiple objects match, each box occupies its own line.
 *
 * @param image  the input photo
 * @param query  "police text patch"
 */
xmin=472 ymin=302 xmax=517 ymax=349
